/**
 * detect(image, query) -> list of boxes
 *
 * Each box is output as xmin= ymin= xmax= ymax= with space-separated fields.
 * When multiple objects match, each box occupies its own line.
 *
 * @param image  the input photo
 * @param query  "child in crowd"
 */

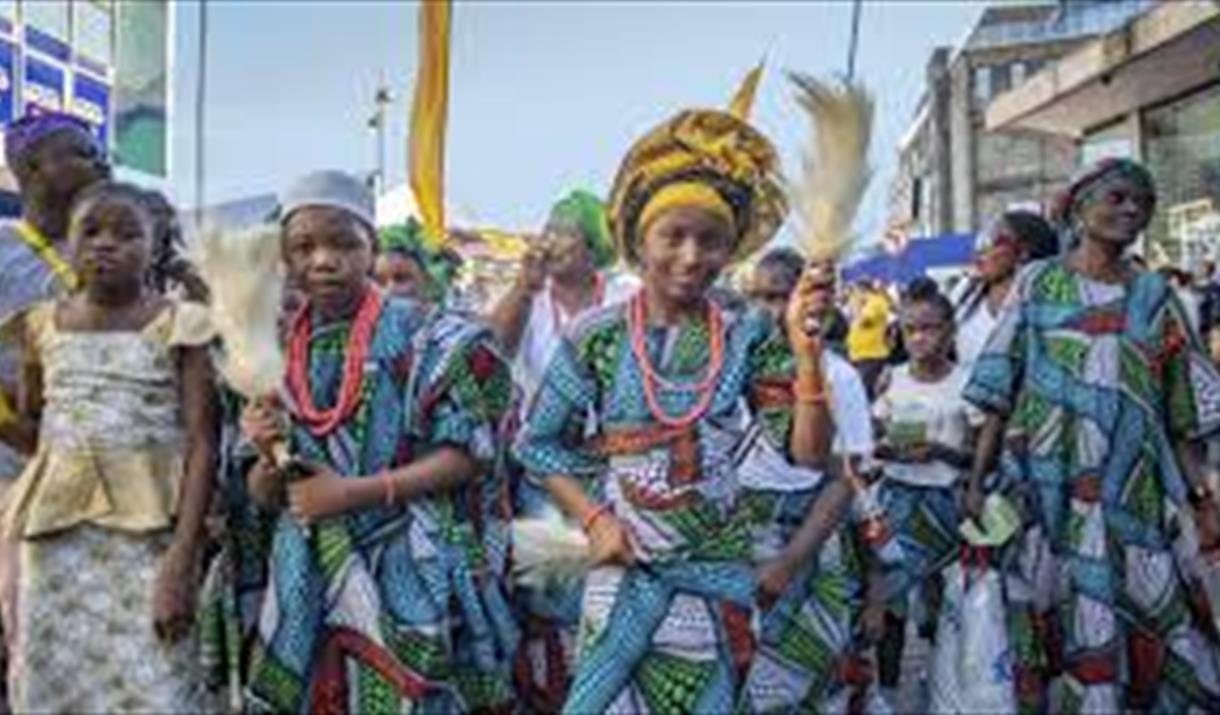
xmin=0 ymin=181 xmax=217 ymax=712
xmin=870 ymin=279 xmax=979 ymax=703
xmin=239 ymin=171 xmax=516 ymax=714
xmin=953 ymin=210 xmax=1058 ymax=371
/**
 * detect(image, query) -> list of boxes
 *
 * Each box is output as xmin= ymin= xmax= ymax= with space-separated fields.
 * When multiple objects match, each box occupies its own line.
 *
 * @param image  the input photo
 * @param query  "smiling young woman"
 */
xmin=515 ymin=107 xmax=872 ymax=714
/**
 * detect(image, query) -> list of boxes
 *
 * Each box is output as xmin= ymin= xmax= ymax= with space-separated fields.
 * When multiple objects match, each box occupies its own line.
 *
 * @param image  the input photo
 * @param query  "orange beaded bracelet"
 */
xmin=581 ymin=503 xmax=612 ymax=534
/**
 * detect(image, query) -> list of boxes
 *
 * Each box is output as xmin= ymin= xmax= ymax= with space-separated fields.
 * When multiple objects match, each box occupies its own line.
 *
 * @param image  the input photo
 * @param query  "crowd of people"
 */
xmin=1 ymin=98 xmax=1220 ymax=715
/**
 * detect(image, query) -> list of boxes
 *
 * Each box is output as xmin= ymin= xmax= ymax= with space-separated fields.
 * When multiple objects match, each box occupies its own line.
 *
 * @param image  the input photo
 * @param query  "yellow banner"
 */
xmin=409 ymin=0 xmax=452 ymax=250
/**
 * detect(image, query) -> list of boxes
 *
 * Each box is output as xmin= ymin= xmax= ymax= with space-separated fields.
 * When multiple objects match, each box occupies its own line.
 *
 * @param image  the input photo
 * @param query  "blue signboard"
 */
xmin=0 ymin=41 xmax=13 ymax=126
xmin=72 ymin=73 xmax=109 ymax=148
xmin=24 ymin=55 xmax=65 ymax=114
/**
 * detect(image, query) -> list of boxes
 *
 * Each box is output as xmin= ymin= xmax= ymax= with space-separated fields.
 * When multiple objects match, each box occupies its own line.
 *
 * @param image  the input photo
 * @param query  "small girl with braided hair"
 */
xmin=0 ymin=180 xmax=217 ymax=712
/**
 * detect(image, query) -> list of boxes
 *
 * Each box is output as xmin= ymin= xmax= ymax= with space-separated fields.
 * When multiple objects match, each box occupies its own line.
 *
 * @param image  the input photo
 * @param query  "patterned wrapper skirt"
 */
xmin=9 ymin=524 xmax=212 ymax=714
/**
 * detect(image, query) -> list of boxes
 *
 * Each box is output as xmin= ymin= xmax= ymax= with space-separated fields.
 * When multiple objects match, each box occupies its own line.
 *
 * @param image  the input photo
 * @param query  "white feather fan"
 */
xmin=787 ymin=72 xmax=874 ymax=262
xmin=511 ymin=506 xmax=591 ymax=589
xmin=192 ymin=224 xmax=286 ymax=401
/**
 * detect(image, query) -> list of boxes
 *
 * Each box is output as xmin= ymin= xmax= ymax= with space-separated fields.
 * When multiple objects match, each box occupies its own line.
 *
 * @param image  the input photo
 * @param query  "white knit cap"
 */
xmin=280 ymin=170 xmax=375 ymax=231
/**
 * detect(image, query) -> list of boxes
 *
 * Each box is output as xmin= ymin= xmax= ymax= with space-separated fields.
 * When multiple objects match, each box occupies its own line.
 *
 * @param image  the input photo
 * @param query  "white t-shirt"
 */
xmin=955 ymin=301 xmax=999 ymax=373
xmin=873 ymin=363 xmax=982 ymax=487
xmin=825 ymin=351 xmax=874 ymax=456
xmin=733 ymin=350 xmax=873 ymax=496
xmin=515 ymin=271 xmax=640 ymax=402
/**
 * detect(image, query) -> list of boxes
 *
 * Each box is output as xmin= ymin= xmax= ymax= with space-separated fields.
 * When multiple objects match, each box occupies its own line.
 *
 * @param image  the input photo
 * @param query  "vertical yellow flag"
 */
xmin=728 ymin=60 xmax=764 ymax=121
xmin=409 ymin=0 xmax=451 ymax=250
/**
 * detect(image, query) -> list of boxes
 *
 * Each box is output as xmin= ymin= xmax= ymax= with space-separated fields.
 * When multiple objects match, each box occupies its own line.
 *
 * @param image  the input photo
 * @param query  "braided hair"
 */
xmin=141 ymin=189 xmax=188 ymax=294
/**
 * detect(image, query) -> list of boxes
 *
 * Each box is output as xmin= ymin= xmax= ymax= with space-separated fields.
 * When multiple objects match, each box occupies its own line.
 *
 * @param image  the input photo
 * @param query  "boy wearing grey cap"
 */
xmin=238 ymin=171 xmax=517 ymax=713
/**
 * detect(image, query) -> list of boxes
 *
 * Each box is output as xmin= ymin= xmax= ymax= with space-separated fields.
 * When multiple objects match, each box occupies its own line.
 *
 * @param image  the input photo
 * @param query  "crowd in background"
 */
xmin=1 ymin=103 xmax=1220 ymax=715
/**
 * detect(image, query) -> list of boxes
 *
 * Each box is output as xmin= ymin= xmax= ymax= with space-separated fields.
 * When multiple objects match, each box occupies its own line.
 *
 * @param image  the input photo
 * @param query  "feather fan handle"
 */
xmin=191 ymin=224 xmax=286 ymax=401
xmin=787 ymin=72 xmax=874 ymax=263
xmin=510 ymin=506 xmax=591 ymax=589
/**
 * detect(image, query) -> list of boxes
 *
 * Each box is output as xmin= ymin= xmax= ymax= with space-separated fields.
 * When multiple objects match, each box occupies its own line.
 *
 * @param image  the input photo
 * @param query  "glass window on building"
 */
xmin=1080 ymin=117 xmax=1134 ymax=166
xmin=74 ymin=0 xmax=113 ymax=67
xmin=1144 ymin=83 xmax=1220 ymax=266
xmin=114 ymin=0 xmax=168 ymax=177
xmin=991 ymin=63 xmax=1012 ymax=96
xmin=974 ymin=65 xmax=992 ymax=104
xmin=0 ymin=0 xmax=15 ymax=26
xmin=1012 ymin=61 xmax=1026 ymax=88
xmin=23 ymin=0 xmax=69 ymax=41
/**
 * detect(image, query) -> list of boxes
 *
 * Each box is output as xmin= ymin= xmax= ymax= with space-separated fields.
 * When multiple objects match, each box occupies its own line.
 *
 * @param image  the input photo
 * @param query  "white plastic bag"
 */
xmin=927 ymin=551 xmax=1016 ymax=715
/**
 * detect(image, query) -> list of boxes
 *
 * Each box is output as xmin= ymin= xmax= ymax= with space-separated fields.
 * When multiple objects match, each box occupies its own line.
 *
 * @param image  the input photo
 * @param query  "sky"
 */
xmin=169 ymin=0 xmax=983 ymax=248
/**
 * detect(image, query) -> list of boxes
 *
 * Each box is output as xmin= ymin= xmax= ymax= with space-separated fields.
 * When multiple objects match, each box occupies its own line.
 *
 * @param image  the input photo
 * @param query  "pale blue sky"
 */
xmin=169 ymin=0 xmax=983 ymax=245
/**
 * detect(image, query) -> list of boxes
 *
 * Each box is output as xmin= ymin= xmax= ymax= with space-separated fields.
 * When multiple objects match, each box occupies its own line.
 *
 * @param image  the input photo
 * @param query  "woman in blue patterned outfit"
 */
xmin=515 ymin=107 xmax=858 ymax=714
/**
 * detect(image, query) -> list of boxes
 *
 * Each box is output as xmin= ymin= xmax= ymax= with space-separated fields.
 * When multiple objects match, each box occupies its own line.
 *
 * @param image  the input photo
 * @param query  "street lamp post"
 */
xmin=369 ymin=84 xmax=392 ymax=195
xmin=847 ymin=0 xmax=863 ymax=81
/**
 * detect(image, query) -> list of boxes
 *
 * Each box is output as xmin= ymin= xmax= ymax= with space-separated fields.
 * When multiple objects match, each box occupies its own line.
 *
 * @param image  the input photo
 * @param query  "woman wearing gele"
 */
xmin=515 ymin=107 xmax=860 ymax=714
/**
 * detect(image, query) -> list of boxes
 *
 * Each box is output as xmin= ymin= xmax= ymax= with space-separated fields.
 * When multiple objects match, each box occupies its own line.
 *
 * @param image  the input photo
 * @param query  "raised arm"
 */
xmin=487 ymin=243 xmax=547 ymax=356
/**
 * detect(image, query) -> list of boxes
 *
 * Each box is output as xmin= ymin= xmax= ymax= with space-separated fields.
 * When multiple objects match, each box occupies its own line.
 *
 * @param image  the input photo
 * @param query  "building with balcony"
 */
xmin=986 ymin=0 xmax=1220 ymax=267
xmin=885 ymin=0 xmax=1151 ymax=241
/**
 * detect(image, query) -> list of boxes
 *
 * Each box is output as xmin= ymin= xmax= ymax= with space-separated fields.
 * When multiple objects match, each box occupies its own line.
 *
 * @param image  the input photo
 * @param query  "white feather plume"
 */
xmin=788 ymin=72 xmax=874 ymax=263
xmin=511 ymin=506 xmax=591 ymax=589
xmin=192 ymin=225 xmax=286 ymax=400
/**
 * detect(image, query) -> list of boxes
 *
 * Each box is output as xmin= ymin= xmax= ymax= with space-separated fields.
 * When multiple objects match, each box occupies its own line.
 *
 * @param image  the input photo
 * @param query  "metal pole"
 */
xmin=194 ymin=0 xmax=208 ymax=231
xmin=846 ymin=0 xmax=863 ymax=81
xmin=371 ymin=84 xmax=391 ymax=194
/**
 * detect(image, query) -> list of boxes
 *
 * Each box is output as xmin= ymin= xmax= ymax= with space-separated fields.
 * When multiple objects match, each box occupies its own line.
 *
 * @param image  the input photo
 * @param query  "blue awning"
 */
xmin=842 ymin=233 xmax=976 ymax=284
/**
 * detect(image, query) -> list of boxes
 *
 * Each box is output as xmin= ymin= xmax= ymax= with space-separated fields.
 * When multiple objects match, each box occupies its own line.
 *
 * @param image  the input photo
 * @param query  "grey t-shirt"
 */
xmin=0 ymin=220 xmax=60 ymax=480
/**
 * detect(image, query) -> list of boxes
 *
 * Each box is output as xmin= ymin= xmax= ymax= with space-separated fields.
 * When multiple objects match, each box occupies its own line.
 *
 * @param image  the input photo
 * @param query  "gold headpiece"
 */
xmin=607 ymin=109 xmax=788 ymax=265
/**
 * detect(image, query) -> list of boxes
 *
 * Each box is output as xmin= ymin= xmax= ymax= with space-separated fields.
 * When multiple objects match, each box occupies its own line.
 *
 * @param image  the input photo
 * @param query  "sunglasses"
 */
xmin=975 ymin=230 xmax=1019 ymax=255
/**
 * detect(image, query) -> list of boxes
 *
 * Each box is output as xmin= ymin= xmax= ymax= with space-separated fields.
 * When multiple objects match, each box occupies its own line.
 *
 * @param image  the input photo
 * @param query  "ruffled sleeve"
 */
xmin=0 ymin=301 xmax=54 ymax=366
xmin=166 ymin=300 xmax=218 ymax=347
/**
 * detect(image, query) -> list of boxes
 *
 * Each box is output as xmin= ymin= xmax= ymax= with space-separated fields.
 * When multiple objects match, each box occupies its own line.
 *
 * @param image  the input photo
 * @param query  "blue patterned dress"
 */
xmin=516 ymin=301 xmax=872 ymax=714
xmin=243 ymin=297 xmax=518 ymax=714
xmin=965 ymin=260 xmax=1220 ymax=713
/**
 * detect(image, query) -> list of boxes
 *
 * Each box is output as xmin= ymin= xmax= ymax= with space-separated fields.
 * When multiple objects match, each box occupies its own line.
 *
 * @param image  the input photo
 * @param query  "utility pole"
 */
xmin=846 ymin=0 xmax=863 ymax=81
xmin=194 ymin=0 xmax=209 ymax=231
xmin=368 ymin=82 xmax=392 ymax=195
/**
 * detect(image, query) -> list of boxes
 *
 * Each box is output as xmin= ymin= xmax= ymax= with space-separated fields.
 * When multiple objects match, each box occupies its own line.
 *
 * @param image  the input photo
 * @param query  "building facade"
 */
xmin=0 ymin=0 xmax=173 ymax=196
xmin=987 ymin=0 xmax=1219 ymax=266
xmin=886 ymin=0 xmax=1152 ymax=240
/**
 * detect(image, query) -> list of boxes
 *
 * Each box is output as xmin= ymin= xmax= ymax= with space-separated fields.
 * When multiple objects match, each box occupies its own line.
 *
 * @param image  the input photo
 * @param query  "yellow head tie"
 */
xmin=637 ymin=182 xmax=736 ymax=238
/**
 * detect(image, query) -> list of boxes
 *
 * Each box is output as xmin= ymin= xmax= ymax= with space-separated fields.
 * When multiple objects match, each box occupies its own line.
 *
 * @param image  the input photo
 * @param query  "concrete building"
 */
xmin=0 ymin=1 xmax=174 ymax=196
xmin=886 ymin=0 xmax=1152 ymax=240
xmin=987 ymin=0 xmax=1220 ymax=266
